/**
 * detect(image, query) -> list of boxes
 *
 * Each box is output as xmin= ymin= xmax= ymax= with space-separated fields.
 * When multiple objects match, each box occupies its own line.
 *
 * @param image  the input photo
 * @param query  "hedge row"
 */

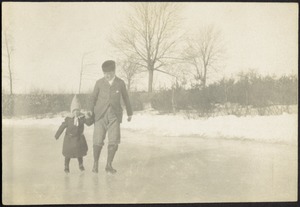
xmin=151 ymin=73 xmax=298 ymax=113
xmin=2 ymin=93 xmax=144 ymax=117
xmin=2 ymin=73 xmax=298 ymax=117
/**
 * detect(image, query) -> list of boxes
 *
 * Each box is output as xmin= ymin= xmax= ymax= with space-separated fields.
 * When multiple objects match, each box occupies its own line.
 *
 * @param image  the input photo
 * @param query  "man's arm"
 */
xmin=120 ymin=80 xmax=133 ymax=119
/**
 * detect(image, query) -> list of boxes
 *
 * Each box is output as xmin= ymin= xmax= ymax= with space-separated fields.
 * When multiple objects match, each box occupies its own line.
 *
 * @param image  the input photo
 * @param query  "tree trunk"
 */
xmin=127 ymin=79 xmax=131 ymax=92
xmin=78 ymin=71 xmax=82 ymax=94
xmin=203 ymin=65 xmax=207 ymax=89
xmin=78 ymin=55 xmax=84 ymax=94
xmin=148 ymin=69 xmax=154 ymax=93
xmin=5 ymin=33 xmax=13 ymax=95
xmin=172 ymin=85 xmax=176 ymax=114
xmin=9 ymin=70 xmax=13 ymax=95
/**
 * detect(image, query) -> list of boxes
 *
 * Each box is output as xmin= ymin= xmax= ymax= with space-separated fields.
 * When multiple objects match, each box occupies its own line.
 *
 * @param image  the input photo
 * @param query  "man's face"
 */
xmin=104 ymin=71 xmax=115 ymax=81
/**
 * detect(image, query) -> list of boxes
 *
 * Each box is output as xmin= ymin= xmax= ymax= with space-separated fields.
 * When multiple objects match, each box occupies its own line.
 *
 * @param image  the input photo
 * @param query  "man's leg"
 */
xmin=92 ymin=145 xmax=102 ymax=173
xmin=105 ymin=144 xmax=118 ymax=173
xmin=106 ymin=107 xmax=121 ymax=174
xmin=92 ymin=117 xmax=107 ymax=173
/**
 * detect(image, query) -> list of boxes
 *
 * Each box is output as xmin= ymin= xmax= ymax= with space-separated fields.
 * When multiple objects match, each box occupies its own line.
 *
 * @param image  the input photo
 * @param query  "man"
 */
xmin=88 ymin=60 xmax=133 ymax=174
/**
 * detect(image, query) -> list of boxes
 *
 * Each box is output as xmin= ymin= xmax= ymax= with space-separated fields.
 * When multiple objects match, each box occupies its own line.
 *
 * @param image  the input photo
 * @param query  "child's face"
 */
xmin=72 ymin=109 xmax=80 ymax=117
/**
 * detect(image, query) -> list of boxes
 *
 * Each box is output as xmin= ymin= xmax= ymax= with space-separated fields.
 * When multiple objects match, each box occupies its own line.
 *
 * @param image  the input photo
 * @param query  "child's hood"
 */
xmin=70 ymin=95 xmax=81 ymax=113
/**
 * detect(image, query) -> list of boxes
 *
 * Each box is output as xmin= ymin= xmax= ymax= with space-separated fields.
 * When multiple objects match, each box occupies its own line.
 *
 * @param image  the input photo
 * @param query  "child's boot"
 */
xmin=78 ymin=157 xmax=85 ymax=171
xmin=64 ymin=157 xmax=70 ymax=173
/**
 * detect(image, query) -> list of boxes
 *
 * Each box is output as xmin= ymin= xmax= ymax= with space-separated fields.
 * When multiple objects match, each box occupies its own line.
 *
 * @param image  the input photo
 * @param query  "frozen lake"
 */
xmin=2 ymin=124 xmax=297 ymax=204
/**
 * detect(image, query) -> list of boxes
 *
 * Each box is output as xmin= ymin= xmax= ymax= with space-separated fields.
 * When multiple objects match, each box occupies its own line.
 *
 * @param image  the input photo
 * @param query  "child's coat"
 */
xmin=55 ymin=114 xmax=93 ymax=158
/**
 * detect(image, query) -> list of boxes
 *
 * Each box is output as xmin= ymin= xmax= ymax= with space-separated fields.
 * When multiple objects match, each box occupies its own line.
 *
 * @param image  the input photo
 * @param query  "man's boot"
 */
xmin=105 ymin=144 xmax=118 ymax=174
xmin=65 ymin=157 xmax=70 ymax=174
xmin=92 ymin=145 xmax=102 ymax=173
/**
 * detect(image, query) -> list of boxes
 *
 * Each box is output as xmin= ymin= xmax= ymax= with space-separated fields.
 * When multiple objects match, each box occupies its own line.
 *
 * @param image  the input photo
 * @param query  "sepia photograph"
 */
xmin=2 ymin=2 xmax=298 ymax=205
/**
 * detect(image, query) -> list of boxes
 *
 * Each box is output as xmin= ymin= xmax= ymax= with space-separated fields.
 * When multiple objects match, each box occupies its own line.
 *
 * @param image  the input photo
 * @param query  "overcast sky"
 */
xmin=2 ymin=2 xmax=298 ymax=94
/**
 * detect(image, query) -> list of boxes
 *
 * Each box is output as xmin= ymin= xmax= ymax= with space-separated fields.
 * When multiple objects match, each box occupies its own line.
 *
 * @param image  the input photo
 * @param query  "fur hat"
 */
xmin=70 ymin=94 xmax=81 ymax=113
xmin=102 ymin=60 xmax=116 ymax=72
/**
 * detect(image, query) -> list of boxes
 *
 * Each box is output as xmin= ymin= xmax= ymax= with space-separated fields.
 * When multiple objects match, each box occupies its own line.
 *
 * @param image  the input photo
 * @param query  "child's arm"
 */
xmin=55 ymin=118 xmax=67 ymax=139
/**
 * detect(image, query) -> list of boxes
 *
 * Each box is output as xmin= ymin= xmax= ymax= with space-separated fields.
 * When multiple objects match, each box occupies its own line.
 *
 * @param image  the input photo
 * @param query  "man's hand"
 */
xmin=84 ymin=111 xmax=91 ymax=118
xmin=86 ymin=111 xmax=93 ymax=117
xmin=127 ymin=116 xmax=132 ymax=122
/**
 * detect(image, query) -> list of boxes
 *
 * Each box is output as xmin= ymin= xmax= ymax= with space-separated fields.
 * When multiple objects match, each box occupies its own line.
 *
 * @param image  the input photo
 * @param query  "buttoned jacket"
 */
xmin=89 ymin=77 xmax=133 ymax=123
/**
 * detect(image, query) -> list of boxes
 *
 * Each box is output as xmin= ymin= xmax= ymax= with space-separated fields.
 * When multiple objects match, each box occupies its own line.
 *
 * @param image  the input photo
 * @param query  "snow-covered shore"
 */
xmin=2 ymin=112 xmax=298 ymax=144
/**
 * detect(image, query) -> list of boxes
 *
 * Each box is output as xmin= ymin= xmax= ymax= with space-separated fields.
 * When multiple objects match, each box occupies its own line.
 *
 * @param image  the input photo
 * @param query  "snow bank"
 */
xmin=3 ymin=113 xmax=298 ymax=144
xmin=2 ymin=116 xmax=63 ymax=128
xmin=122 ymin=113 xmax=298 ymax=144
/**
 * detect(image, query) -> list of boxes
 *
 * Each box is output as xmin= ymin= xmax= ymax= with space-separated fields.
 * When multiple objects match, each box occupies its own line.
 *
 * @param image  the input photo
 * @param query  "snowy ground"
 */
xmin=3 ymin=112 xmax=298 ymax=144
xmin=2 ymin=112 xmax=298 ymax=204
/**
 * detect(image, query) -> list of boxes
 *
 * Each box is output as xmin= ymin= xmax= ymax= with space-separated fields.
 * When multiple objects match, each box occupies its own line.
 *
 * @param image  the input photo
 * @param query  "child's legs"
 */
xmin=78 ymin=157 xmax=85 ymax=170
xmin=65 ymin=157 xmax=71 ymax=168
xmin=78 ymin=157 xmax=83 ymax=165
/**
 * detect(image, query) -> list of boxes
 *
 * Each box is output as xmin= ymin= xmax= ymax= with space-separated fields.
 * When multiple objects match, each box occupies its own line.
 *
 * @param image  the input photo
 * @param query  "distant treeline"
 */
xmin=152 ymin=72 xmax=298 ymax=112
xmin=2 ymin=93 xmax=144 ymax=117
xmin=2 ymin=73 xmax=298 ymax=117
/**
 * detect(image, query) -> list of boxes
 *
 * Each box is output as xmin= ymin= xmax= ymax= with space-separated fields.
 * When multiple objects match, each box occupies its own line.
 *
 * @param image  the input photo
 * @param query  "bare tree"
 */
xmin=2 ymin=31 xmax=14 ymax=95
xmin=118 ymin=57 xmax=142 ymax=92
xmin=78 ymin=51 xmax=97 ymax=94
xmin=110 ymin=2 xmax=183 ymax=92
xmin=183 ymin=25 xmax=225 ymax=88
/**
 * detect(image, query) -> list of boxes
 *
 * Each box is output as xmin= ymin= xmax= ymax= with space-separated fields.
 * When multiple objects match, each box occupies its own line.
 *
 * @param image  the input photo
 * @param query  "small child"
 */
xmin=55 ymin=95 xmax=93 ymax=173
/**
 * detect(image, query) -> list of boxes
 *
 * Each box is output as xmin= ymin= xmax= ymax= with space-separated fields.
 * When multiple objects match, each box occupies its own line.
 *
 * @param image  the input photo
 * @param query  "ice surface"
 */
xmin=2 ymin=112 xmax=298 ymax=204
